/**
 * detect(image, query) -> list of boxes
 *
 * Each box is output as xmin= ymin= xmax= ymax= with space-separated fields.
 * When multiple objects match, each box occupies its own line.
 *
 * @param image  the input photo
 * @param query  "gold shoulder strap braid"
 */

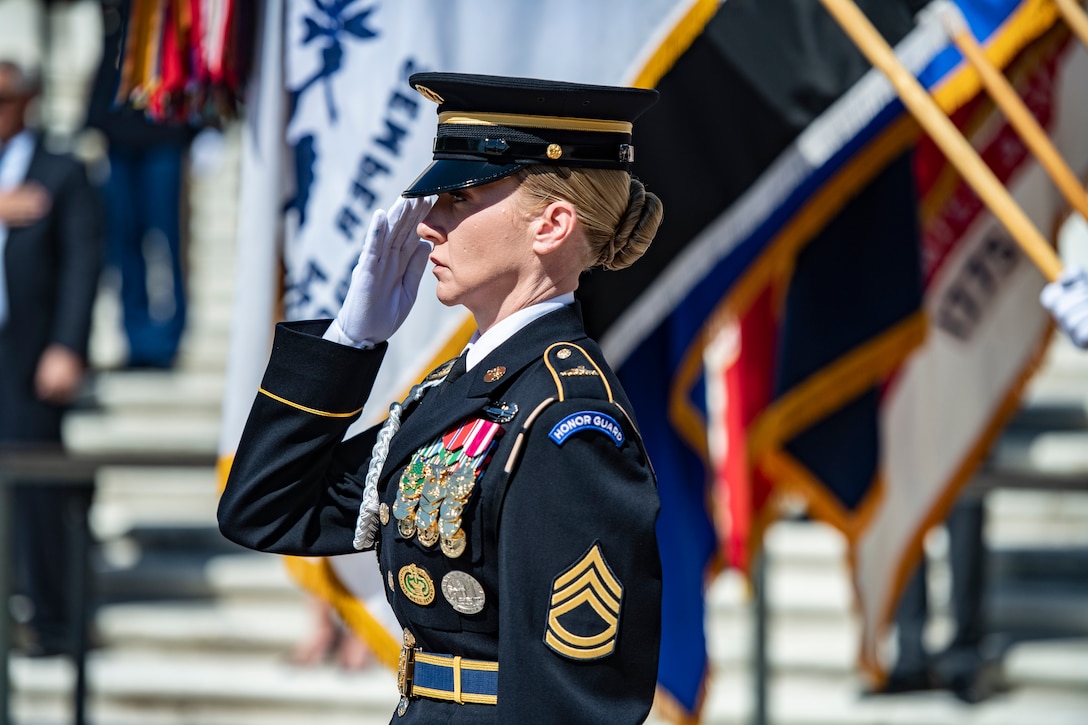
xmin=503 ymin=342 xmax=614 ymax=475
xmin=542 ymin=342 xmax=613 ymax=402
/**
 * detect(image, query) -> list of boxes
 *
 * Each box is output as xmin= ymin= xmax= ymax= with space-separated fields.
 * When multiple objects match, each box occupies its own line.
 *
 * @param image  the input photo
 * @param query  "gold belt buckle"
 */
xmin=396 ymin=629 xmax=417 ymax=716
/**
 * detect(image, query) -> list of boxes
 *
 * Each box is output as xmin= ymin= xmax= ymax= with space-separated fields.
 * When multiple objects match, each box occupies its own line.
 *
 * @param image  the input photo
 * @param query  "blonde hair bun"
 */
xmin=601 ymin=178 xmax=663 ymax=271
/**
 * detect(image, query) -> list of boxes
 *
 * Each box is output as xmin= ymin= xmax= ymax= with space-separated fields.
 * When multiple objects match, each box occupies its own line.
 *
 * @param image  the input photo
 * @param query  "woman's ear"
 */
xmin=531 ymin=199 xmax=578 ymax=255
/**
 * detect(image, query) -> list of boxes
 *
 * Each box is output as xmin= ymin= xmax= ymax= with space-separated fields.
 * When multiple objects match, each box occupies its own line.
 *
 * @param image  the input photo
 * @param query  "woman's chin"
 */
xmin=434 ymin=286 xmax=460 ymax=308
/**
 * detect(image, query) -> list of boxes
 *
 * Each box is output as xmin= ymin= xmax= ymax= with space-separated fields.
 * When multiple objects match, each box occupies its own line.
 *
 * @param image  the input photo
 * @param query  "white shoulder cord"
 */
xmin=353 ymin=376 xmax=444 ymax=550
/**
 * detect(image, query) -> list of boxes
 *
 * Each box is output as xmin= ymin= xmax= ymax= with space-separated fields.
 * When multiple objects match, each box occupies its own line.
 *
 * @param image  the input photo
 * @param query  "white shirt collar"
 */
xmin=463 ymin=292 xmax=575 ymax=370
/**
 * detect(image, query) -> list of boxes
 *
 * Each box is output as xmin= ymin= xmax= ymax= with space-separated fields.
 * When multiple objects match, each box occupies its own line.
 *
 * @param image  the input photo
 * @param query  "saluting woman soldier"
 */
xmin=219 ymin=72 xmax=664 ymax=724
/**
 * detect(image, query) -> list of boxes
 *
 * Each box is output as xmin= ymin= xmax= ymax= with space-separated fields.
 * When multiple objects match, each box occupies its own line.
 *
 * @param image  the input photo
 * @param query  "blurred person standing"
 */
xmin=0 ymin=58 xmax=104 ymax=656
xmin=879 ymin=498 xmax=996 ymax=702
xmin=85 ymin=0 xmax=191 ymax=369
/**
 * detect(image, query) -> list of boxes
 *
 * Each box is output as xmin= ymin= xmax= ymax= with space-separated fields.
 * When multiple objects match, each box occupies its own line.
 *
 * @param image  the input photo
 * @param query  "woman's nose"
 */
xmin=418 ymin=212 xmax=443 ymax=245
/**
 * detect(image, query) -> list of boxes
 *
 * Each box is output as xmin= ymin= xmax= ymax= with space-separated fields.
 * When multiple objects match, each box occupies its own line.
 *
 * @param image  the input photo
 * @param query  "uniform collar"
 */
xmin=383 ymin=302 xmax=590 ymax=478
xmin=462 ymin=301 xmax=587 ymax=398
xmin=463 ymin=292 xmax=575 ymax=371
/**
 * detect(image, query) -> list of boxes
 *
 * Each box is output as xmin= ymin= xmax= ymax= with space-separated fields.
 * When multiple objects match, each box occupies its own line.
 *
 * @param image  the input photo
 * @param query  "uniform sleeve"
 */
xmin=495 ymin=398 xmax=662 ymax=724
xmin=217 ymin=320 xmax=388 ymax=556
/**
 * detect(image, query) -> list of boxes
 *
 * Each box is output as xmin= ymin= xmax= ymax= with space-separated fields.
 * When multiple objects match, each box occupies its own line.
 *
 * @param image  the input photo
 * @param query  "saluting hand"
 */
xmin=324 ymin=195 xmax=436 ymax=347
xmin=1041 ymin=265 xmax=1088 ymax=349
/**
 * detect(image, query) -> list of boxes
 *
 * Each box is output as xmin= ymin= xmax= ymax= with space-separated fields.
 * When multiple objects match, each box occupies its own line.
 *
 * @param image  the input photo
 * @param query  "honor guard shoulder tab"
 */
xmin=543 ymin=343 xmax=614 ymax=403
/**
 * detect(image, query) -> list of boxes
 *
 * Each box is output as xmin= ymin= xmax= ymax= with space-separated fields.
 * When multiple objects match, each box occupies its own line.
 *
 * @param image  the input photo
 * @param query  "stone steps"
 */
xmin=11 ymin=639 xmax=1088 ymax=725
xmin=11 ymin=651 xmax=398 ymax=725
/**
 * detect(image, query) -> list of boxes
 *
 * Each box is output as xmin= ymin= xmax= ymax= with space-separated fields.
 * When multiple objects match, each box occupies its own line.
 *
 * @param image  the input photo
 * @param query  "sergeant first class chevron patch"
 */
xmin=544 ymin=542 xmax=623 ymax=661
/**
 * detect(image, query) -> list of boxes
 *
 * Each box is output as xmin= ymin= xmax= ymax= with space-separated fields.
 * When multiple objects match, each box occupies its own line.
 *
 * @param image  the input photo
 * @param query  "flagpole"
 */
xmin=818 ymin=0 xmax=1064 ymax=282
xmin=1054 ymin=0 xmax=1088 ymax=50
xmin=940 ymin=5 xmax=1088 ymax=226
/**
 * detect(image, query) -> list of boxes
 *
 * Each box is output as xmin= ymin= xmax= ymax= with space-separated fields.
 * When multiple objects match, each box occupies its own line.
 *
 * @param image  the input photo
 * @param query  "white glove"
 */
xmin=1041 ymin=265 xmax=1088 ymax=349
xmin=324 ymin=195 xmax=436 ymax=347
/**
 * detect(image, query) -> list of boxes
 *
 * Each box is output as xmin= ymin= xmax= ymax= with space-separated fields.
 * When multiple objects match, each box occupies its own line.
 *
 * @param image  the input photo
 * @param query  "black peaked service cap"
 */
xmin=402 ymin=72 xmax=659 ymax=197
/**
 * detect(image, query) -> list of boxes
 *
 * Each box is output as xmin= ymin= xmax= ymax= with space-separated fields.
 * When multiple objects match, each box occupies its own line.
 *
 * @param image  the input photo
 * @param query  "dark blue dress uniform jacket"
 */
xmin=218 ymin=303 xmax=663 ymax=724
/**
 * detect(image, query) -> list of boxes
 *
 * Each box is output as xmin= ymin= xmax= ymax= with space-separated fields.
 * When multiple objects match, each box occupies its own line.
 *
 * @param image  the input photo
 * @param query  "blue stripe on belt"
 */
xmin=411 ymin=652 xmax=499 ymax=705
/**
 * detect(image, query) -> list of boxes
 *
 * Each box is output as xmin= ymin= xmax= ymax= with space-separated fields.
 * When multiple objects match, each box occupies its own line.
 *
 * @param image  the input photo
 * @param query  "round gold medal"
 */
xmin=398 ymin=564 xmax=435 ymax=606
xmin=417 ymin=521 xmax=440 ymax=547
xmin=440 ymin=529 xmax=467 ymax=559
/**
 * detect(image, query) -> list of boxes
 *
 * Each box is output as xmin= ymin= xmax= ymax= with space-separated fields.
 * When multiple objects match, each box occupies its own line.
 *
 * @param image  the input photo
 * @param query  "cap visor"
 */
xmin=402 ymin=159 xmax=523 ymax=197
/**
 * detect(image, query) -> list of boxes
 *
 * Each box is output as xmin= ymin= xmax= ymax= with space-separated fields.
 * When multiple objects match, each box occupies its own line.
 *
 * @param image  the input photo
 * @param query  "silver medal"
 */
xmin=441 ymin=571 xmax=486 ymax=615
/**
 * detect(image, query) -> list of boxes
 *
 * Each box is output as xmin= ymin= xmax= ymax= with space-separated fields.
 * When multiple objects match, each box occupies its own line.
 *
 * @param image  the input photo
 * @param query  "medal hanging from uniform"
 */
xmin=394 ymin=418 xmax=502 ymax=558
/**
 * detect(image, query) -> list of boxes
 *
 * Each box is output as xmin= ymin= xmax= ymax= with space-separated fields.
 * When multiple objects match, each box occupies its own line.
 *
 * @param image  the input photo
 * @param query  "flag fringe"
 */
xmin=749 ymin=313 xmax=927 ymax=465
xmin=858 ymin=316 xmax=1056 ymax=681
xmin=652 ymin=682 xmax=706 ymax=725
xmin=930 ymin=0 xmax=1060 ymax=118
xmin=921 ymin=21 xmax=1074 ymax=226
xmin=631 ymin=0 xmax=722 ymax=90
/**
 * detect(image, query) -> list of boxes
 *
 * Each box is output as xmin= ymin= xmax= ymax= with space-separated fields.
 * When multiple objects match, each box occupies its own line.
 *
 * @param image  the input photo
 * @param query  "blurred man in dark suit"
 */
xmin=0 ymin=59 xmax=104 ymax=656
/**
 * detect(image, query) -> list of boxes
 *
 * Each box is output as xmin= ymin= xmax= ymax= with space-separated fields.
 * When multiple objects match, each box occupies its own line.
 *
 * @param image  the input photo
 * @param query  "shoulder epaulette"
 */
xmin=543 ymin=342 xmax=614 ymax=402
xmin=502 ymin=342 xmax=653 ymax=479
